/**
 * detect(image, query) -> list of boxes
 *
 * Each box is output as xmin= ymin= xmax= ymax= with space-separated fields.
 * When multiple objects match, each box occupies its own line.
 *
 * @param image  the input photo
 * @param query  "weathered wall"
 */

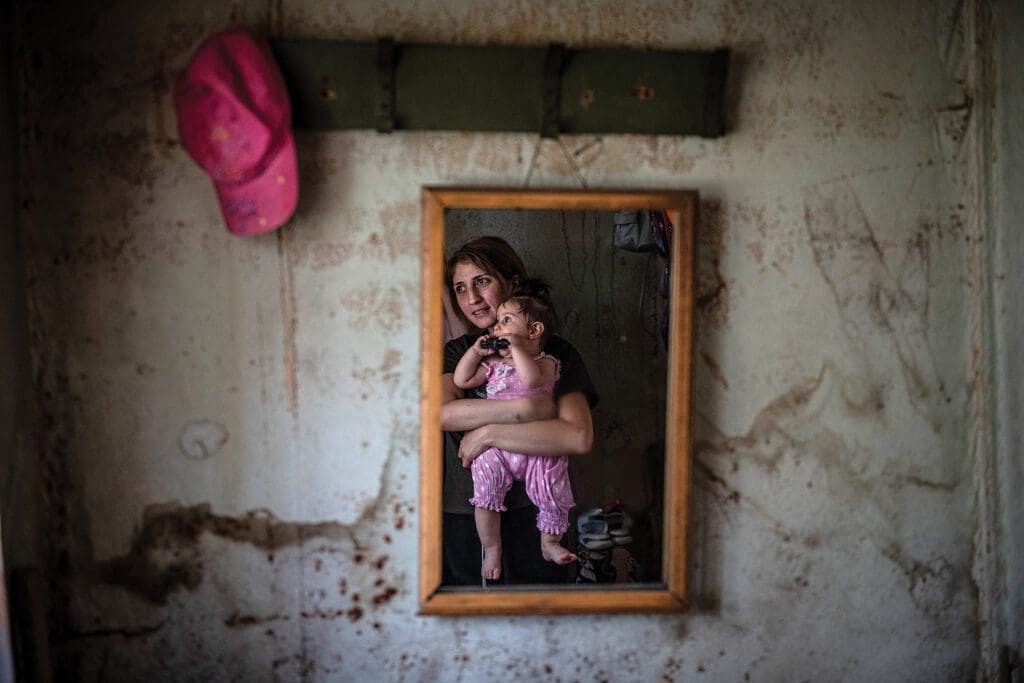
xmin=993 ymin=0 xmax=1024 ymax=668
xmin=7 ymin=0 xmax=1020 ymax=680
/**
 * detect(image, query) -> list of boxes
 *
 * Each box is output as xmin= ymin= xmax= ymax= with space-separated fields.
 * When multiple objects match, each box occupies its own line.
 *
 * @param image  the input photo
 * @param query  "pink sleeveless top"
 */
xmin=482 ymin=352 xmax=561 ymax=400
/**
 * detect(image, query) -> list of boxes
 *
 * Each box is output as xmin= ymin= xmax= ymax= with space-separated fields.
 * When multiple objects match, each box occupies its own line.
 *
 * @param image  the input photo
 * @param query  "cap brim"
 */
xmin=213 ymin=135 xmax=298 ymax=236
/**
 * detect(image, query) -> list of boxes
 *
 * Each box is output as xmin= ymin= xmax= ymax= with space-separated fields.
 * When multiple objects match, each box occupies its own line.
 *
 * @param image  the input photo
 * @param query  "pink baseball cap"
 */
xmin=174 ymin=30 xmax=298 ymax=236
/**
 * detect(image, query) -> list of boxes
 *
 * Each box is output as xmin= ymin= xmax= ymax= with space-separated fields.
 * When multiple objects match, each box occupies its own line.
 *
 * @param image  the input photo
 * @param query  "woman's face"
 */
xmin=451 ymin=260 xmax=508 ymax=330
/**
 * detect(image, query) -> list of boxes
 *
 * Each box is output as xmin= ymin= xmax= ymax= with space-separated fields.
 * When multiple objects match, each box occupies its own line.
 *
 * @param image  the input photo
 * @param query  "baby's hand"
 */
xmin=472 ymin=335 xmax=495 ymax=357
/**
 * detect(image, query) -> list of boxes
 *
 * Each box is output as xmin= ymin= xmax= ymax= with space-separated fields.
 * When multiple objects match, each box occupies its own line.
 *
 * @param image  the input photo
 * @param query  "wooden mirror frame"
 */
xmin=419 ymin=187 xmax=696 ymax=615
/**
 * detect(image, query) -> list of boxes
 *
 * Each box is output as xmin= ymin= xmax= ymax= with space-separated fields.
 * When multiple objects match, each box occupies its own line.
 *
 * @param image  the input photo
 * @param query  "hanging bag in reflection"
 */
xmin=613 ymin=210 xmax=661 ymax=253
xmin=614 ymin=210 xmax=674 ymax=348
xmin=649 ymin=210 xmax=674 ymax=346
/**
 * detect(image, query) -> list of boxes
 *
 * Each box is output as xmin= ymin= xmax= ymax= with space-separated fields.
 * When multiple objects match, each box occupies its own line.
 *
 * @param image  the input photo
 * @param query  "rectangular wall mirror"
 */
xmin=419 ymin=187 xmax=696 ymax=615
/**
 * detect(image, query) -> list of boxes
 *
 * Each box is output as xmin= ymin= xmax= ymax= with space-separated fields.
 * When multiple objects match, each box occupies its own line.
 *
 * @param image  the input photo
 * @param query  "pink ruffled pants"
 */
xmin=469 ymin=448 xmax=574 ymax=535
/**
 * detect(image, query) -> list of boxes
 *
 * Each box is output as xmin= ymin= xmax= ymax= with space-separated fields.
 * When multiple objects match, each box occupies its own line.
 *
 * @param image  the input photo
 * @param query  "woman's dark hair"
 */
xmin=504 ymin=278 xmax=557 ymax=348
xmin=444 ymin=236 xmax=529 ymax=326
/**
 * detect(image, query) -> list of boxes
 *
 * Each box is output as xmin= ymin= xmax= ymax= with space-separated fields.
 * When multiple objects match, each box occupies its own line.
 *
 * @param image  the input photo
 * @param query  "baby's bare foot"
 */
xmin=481 ymin=544 xmax=502 ymax=580
xmin=541 ymin=541 xmax=577 ymax=566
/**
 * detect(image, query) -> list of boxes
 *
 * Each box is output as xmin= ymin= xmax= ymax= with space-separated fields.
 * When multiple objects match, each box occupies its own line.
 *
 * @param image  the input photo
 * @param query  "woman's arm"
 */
xmin=441 ymin=373 xmax=558 ymax=432
xmin=509 ymin=348 xmax=556 ymax=390
xmin=457 ymin=391 xmax=593 ymax=467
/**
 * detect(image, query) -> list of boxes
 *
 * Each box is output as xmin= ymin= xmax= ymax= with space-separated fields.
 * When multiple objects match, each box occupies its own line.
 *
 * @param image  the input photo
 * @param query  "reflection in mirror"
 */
xmin=420 ymin=188 xmax=695 ymax=615
xmin=443 ymin=209 xmax=668 ymax=586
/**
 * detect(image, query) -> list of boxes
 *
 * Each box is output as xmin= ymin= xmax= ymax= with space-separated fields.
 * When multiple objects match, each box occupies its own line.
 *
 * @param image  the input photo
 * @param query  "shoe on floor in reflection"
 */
xmin=579 ymin=534 xmax=614 ymax=550
xmin=577 ymin=507 xmax=606 ymax=531
xmin=575 ymin=546 xmax=616 ymax=583
xmin=576 ymin=508 xmax=612 ymax=549
xmin=604 ymin=508 xmax=632 ymax=536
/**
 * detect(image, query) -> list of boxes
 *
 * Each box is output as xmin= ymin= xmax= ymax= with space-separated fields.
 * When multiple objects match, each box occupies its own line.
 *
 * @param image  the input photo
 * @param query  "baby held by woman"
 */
xmin=453 ymin=280 xmax=577 ymax=580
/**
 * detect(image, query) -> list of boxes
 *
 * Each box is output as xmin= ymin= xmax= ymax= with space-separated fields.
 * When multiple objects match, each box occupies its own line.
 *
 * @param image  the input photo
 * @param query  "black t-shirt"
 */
xmin=441 ymin=333 xmax=598 ymax=514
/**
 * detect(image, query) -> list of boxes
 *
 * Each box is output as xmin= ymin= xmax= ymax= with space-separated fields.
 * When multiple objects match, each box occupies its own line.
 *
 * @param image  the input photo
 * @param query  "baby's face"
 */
xmin=492 ymin=302 xmax=532 ymax=340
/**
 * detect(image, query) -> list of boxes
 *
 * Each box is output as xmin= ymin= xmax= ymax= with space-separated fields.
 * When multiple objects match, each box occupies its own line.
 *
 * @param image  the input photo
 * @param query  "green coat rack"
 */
xmin=270 ymin=40 xmax=729 ymax=138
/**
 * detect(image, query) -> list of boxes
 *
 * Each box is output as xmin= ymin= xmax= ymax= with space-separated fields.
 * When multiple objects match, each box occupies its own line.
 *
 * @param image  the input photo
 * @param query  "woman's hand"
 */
xmin=458 ymin=425 xmax=493 ymax=467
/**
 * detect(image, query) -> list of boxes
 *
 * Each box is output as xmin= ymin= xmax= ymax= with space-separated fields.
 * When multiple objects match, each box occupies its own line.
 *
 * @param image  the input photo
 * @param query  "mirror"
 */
xmin=419 ymin=188 xmax=696 ymax=615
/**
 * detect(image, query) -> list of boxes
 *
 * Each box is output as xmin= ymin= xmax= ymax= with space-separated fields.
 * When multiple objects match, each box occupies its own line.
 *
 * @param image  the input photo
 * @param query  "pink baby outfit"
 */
xmin=469 ymin=353 xmax=574 ymax=535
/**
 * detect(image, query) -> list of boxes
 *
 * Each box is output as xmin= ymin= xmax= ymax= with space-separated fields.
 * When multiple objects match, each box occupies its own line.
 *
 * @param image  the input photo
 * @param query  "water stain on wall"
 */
xmin=696 ymin=199 xmax=730 ymax=329
xmin=177 ymin=419 xmax=228 ymax=460
xmin=94 ymin=503 xmax=351 ymax=604
xmin=803 ymin=181 xmax=952 ymax=424
xmin=700 ymin=352 xmax=729 ymax=390
xmin=883 ymin=542 xmax=962 ymax=617
xmin=287 ymin=203 xmax=417 ymax=272
xmin=338 ymin=286 xmax=409 ymax=335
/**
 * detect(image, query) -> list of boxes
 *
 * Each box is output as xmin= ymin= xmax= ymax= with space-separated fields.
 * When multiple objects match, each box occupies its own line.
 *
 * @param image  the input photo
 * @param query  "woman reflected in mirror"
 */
xmin=440 ymin=236 xmax=598 ymax=585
